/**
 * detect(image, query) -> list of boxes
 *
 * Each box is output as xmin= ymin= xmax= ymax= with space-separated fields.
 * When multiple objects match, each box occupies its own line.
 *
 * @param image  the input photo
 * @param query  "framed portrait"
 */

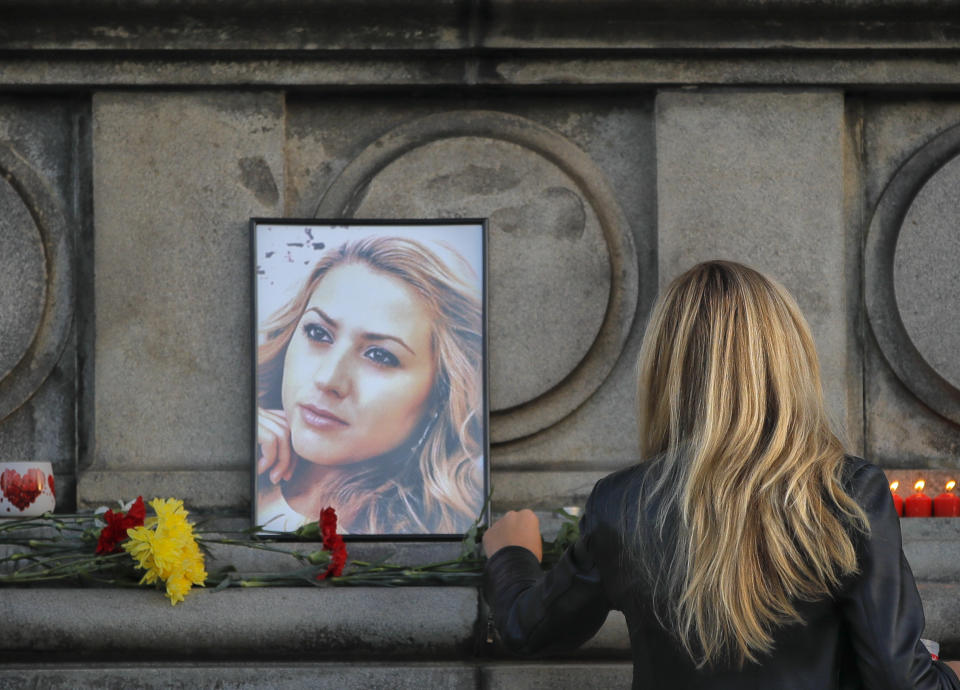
xmin=250 ymin=218 xmax=489 ymax=540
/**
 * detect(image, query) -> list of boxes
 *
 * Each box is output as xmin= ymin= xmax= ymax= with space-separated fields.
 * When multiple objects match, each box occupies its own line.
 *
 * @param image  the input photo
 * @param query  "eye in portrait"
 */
xmin=252 ymin=221 xmax=487 ymax=538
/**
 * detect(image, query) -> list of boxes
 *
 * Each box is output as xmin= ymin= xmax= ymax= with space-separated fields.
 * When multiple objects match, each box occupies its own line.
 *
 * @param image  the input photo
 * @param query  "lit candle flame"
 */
xmin=914 ymin=479 xmax=925 ymax=492
xmin=947 ymin=480 xmax=957 ymax=492
xmin=890 ymin=481 xmax=899 ymax=492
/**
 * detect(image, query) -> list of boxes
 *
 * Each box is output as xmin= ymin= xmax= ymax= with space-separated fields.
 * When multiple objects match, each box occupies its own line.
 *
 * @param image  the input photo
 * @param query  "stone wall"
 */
xmin=2 ymin=1 xmax=960 ymax=687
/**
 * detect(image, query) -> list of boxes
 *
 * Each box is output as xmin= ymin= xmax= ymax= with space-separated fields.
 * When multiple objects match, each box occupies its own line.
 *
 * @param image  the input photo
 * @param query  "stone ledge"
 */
xmin=7 ymin=56 xmax=960 ymax=90
xmin=0 ymin=662 xmax=481 ymax=690
xmin=0 ymin=588 xmax=481 ymax=662
xmin=0 ymin=661 xmax=637 ymax=690
xmin=1 ymin=584 xmax=957 ymax=662
xmin=0 ymin=586 xmax=630 ymax=661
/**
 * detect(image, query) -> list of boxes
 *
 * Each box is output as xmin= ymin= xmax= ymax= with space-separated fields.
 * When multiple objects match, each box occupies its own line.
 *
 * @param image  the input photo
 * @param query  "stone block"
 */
xmin=655 ymin=89 xmax=860 ymax=447
xmin=90 ymin=92 xmax=285 ymax=496
xmin=0 ymin=587 xmax=478 ymax=661
xmin=901 ymin=519 xmax=960 ymax=583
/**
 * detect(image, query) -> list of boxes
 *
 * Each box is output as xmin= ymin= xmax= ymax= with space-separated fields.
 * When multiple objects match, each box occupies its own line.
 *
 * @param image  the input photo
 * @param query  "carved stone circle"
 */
xmin=315 ymin=110 xmax=638 ymax=442
xmin=0 ymin=143 xmax=73 ymax=422
xmin=865 ymin=123 xmax=960 ymax=425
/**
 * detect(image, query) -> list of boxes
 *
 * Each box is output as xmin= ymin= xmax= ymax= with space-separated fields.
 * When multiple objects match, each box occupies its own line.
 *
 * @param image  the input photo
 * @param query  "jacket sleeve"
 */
xmin=482 ymin=486 xmax=613 ymax=657
xmin=837 ymin=463 xmax=960 ymax=690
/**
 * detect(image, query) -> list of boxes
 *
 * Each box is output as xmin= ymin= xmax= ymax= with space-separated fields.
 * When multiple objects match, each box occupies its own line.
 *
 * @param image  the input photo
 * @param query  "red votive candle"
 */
xmin=904 ymin=480 xmax=932 ymax=518
xmin=889 ymin=481 xmax=904 ymax=517
xmin=933 ymin=480 xmax=960 ymax=518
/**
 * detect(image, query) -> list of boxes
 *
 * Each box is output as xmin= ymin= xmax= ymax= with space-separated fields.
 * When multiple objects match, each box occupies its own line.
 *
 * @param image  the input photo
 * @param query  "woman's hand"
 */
xmin=482 ymin=509 xmax=543 ymax=562
xmin=257 ymin=408 xmax=296 ymax=484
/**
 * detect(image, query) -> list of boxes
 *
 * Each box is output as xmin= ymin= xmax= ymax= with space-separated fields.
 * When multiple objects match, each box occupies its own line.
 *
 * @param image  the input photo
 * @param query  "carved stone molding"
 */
xmin=0 ymin=142 xmax=73 ymax=422
xmin=865 ymin=123 xmax=960 ymax=425
xmin=315 ymin=110 xmax=638 ymax=442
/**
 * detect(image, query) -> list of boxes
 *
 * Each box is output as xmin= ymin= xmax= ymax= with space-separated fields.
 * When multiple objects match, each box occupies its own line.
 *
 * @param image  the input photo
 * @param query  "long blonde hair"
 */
xmin=258 ymin=236 xmax=483 ymax=534
xmin=633 ymin=260 xmax=868 ymax=668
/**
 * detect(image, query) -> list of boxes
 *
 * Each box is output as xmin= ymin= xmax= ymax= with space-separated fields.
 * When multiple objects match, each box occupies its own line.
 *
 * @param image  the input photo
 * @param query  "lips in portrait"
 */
xmin=297 ymin=403 xmax=349 ymax=430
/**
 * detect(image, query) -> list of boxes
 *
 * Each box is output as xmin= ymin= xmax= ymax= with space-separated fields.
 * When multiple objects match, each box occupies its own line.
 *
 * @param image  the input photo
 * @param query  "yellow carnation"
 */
xmin=123 ymin=497 xmax=207 ymax=605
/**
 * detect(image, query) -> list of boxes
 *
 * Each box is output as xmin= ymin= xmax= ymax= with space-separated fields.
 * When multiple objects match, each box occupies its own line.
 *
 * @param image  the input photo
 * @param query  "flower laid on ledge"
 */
xmin=95 ymin=496 xmax=146 ymax=554
xmin=123 ymin=498 xmax=208 ymax=605
xmin=0 ymin=496 xmax=580 ymax=606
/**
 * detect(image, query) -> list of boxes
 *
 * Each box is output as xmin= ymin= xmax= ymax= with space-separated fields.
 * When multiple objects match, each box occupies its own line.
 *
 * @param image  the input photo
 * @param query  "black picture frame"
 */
xmin=250 ymin=218 xmax=489 ymax=541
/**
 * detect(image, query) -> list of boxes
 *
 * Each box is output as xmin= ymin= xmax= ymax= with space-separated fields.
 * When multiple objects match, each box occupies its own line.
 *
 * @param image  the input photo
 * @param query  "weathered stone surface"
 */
xmin=77 ymin=470 xmax=249 ymax=512
xmin=901 ymin=519 xmax=960 ymax=583
xmin=0 ymin=663 xmax=478 ymax=690
xmin=90 ymin=92 xmax=284 ymax=491
xmin=893 ymin=162 xmax=960 ymax=389
xmin=0 ymin=588 xmax=478 ymax=661
xmin=490 ymin=470 xmax=609 ymax=511
xmin=655 ymin=89 xmax=861 ymax=447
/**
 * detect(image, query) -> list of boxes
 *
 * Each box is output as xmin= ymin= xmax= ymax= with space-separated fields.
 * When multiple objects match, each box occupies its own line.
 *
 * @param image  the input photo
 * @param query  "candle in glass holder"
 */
xmin=933 ymin=480 xmax=960 ymax=518
xmin=889 ymin=481 xmax=904 ymax=517
xmin=904 ymin=480 xmax=932 ymax=518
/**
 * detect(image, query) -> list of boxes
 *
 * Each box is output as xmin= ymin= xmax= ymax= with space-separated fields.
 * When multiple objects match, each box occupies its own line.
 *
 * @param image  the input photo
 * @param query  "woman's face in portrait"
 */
xmin=281 ymin=262 xmax=438 ymax=466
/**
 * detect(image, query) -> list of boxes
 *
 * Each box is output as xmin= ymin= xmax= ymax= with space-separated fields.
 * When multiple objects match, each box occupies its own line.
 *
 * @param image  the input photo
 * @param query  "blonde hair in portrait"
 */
xmin=632 ymin=260 xmax=869 ymax=668
xmin=257 ymin=235 xmax=484 ymax=535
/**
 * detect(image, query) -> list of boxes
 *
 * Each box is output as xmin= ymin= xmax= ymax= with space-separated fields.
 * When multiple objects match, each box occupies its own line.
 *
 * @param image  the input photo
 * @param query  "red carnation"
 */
xmin=317 ymin=506 xmax=348 ymax=580
xmin=320 ymin=507 xmax=339 ymax=549
xmin=95 ymin=496 xmax=146 ymax=554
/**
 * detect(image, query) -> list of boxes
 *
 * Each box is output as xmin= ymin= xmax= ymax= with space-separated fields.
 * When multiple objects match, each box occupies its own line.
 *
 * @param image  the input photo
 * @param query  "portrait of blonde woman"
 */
xmin=483 ymin=261 xmax=960 ymax=689
xmin=253 ymin=224 xmax=486 ymax=536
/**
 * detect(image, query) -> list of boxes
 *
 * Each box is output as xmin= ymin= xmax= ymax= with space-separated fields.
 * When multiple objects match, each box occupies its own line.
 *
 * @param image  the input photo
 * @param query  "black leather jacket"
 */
xmin=484 ymin=457 xmax=960 ymax=689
